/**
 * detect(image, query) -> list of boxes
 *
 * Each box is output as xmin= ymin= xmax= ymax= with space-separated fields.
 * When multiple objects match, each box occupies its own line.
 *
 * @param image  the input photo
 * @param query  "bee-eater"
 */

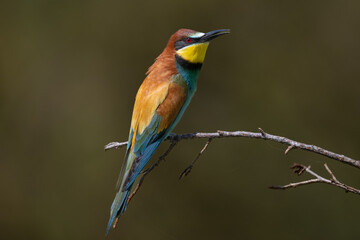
xmin=106 ymin=28 xmax=230 ymax=234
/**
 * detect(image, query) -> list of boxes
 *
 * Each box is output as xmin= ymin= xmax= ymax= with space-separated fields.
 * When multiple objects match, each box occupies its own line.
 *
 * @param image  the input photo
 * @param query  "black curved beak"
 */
xmin=200 ymin=29 xmax=230 ymax=42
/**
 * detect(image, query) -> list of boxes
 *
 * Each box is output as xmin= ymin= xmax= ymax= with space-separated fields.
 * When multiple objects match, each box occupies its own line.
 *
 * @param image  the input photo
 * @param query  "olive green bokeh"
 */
xmin=1 ymin=1 xmax=360 ymax=239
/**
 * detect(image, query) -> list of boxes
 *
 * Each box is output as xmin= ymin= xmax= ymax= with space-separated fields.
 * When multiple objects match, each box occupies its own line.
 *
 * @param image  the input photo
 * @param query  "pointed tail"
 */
xmin=105 ymin=138 xmax=162 ymax=235
xmin=105 ymin=188 xmax=131 ymax=236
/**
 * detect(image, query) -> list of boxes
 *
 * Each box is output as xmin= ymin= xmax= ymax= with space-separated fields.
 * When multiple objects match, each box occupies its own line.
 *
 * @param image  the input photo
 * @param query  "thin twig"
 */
xmin=270 ymin=163 xmax=360 ymax=195
xmin=269 ymin=178 xmax=321 ymax=189
xmin=324 ymin=163 xmax=338 ymax=182
xmin=258 ymin=128 xmax=266 ymax=137
xmin=285 ymin=145 xmax=295 ymax=155
xmin=105 ymin=129 xmax=360 ymax=169
xmin=179 ymin=138 xmax=213 ymax=179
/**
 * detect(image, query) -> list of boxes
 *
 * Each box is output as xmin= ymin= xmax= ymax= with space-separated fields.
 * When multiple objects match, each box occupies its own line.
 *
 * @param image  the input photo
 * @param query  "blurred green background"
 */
xmin=1 ymin=0 xmax=360 ymax=239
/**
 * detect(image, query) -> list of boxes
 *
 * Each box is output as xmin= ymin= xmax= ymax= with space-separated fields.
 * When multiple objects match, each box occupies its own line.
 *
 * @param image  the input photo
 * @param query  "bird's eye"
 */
xmin=186 ymin=38 xmax=192 ymax=43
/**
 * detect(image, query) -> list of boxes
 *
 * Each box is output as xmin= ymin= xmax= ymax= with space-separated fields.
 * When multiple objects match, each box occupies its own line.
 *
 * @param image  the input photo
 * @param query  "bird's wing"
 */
xmin=120 ymin=75 xmax=188 ymax=191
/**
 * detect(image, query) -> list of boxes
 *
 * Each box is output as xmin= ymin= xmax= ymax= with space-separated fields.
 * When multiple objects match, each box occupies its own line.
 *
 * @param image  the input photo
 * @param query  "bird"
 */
xmin=106 ymin=28 xmax=230 ymax=234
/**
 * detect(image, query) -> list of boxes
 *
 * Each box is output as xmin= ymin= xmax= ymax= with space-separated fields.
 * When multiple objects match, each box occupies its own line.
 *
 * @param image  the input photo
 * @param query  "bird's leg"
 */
xmin=127 ymin=140 xmax=179 ymax=204
xmin=179 ymin=138 xmax=213 ymax=179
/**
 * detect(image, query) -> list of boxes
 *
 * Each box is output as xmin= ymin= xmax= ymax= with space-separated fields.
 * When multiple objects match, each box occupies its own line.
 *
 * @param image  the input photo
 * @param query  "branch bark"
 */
xmin=105 ymin=128 xmax=360 ymax=196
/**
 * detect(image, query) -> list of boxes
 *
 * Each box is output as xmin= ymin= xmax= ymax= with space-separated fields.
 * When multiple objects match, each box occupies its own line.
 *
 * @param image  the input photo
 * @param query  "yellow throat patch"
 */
xmin=176 ymin=42 xmax=209 ymax=64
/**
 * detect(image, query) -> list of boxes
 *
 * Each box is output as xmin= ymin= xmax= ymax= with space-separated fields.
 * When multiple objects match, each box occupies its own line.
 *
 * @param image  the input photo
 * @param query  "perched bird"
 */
xmin=106 ymin=28 xmax=230 ymax=234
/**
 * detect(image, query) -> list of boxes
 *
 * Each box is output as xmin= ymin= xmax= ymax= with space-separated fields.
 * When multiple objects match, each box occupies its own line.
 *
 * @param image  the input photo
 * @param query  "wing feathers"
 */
xmin=131 ymin=81 xmax=169 ymax=135
xmin=120 ymin=75 xmax=187 ymax=192
xmin=157 ymin=81 xmax=187 ymax=133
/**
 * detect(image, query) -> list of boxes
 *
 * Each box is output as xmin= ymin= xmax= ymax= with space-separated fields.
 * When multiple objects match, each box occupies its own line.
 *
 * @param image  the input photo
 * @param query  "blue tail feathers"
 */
xmin=105 ymin=188 xmax=131 ymax=236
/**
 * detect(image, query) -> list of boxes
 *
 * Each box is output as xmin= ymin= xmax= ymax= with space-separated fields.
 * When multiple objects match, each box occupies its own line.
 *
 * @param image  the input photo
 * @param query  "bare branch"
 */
xmin=105 ymin=129 xmax=360 ymax=169
xmin=105 ymin=128 xmax=360 ymax=196
xmin=105 ymin=141 xmax=127 ymax=151
xmin=270 ymin=163 xmax=360 ymax=195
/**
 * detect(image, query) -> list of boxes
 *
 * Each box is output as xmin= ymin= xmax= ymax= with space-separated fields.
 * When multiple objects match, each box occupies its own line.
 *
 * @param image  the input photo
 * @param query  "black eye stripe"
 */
xmin=174 ymin=37 xmax=199 ymax=50
xmin=185 ymin=37 xmax=199 ymax=43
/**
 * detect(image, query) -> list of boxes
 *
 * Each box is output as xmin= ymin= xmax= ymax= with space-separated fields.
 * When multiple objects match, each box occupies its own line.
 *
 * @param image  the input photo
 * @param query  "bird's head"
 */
xmin=172 ymin=29 xmax=230 ymax=66
xmin=148 ymin=28 xmax=229 ymax=79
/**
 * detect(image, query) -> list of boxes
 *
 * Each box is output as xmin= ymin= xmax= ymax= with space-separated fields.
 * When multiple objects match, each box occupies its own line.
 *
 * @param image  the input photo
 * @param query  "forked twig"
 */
xmin=270 ymin=163 xmax=360 ymax=195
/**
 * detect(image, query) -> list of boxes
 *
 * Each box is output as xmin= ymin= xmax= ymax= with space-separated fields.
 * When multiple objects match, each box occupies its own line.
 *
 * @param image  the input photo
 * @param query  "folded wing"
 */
xmin=120 ymin=75 xmax=188 ymax=192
